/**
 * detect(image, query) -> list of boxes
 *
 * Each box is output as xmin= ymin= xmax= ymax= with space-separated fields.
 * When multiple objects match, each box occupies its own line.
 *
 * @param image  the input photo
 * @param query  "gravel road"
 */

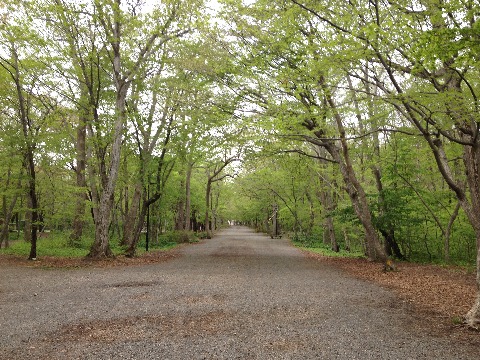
xmin=1 ymin=226 xmax=478 ymax=359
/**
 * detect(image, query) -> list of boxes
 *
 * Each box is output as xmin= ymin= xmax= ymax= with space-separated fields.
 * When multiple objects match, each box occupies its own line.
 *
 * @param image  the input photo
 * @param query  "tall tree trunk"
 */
xmin=69 ymin=109 xmax=88 ymax=246
xmin=444 ymin=201 xmax=461 ymax=263
xmin=0 ymin=169 xmax=21 ymax=248
xmin=305 ymin=191 xmax=315 ymax=235
xmin=318 ymin=190 xmax=338 ymax=252
xmin=372 ymin=167 xmax=405 ymax=260
xmin=25 ymin=150 xmax=39 ymax=260
xmin=175 ymin=175 xmax=186 ymax=231
xmin=184 ymin=162 xmax=193 ymax=231
xmin=0 ymin=195 xmax=19 ymax=249
xmin=325 ymin=142 xmax=385 ymax=260
xmin=24 ymin=194 xmax=32 ymax=244
xmin=1 ymin=196 xmax=8 ymax=248
xmin=10 ymin=42 xmax=39 ymax=260
xmin=205 ymin=178 xmax=212 ymax=239
xmin=349 ymin=71 xmax=404 ymax=259
xmin=121 ymin=183 xmax=142 ymax=246
xmin=307 ymin=82 xmax=387 ymax=261
xmin=125 ymin=198 xmax=149 ymax=257
xmin=461 ymin=144 xmax=480 ymax=328
xmin=315 ymin=155 xmax=339 ymax=252
xmin=125 ymin=190 xmax=163 ymax=257
xmin=87 ymin=89 xmax=127 ymax=258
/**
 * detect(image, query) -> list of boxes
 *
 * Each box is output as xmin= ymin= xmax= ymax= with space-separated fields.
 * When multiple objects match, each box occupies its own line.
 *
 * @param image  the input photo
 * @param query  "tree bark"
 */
xmin=175 ymin=175 xmax=186 ymax=231
xmin=205 ymin=178 xmax=212 ymax=239
xmin=372 ymin=167 xmax=405 ymax=260
xmin=184 ymin=162 xmax=193 ymax=231
xmin=121 ymin=183 xmax=142 ymax=246
xmin=444 ymin=201 xmax=461 ymax=263
xmin=1 ymin=196 xmax=18 ymax=249
xmin=8 ymin=42 xmax=40 ymax=260
xmin=23 ymin=194 xmax=32 ymax=244
xmin=125 ymin=197 xmax=150 ymax=257
xmin=25 ymin=151 xmax=39 ymax=260
xmin=325 ymin=141 xmax=386 ymax=261
xmin=318 ymin=189 xmax=338 ymax=252
xmin=124 ymin=142 xmax=174 ymax=257
xmin=305 ymin=191 xmax=315 ymax=235
xmin=87 ymin=89 xmax=127 ymax=258
xmin=461 ymin=144 xmax=480 ymax=328
xmin=306 ymin=82 xmax=387 ymax=262
xmin=125 ymin=190 xmax=163 ymax=257
xmin=0 ymin=169 xmax=21 ymax=248
xmin=69 ymin=106 xmax=88 ymax=246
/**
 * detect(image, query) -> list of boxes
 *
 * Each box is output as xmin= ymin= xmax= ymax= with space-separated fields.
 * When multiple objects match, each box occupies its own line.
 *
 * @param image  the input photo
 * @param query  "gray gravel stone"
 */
xmin=0 ymin=226 xmax=478 ymax=359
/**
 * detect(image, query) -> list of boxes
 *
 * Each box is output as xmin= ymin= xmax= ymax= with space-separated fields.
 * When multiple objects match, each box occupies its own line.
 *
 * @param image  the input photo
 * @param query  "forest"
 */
xmin=0 ymin=0 xmax=479 ymax=327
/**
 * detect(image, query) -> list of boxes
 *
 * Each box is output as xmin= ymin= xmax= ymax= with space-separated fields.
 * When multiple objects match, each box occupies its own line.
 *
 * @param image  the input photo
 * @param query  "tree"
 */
xmin=86 ymin=0 xmax=193 ymax=258
xmin=279 ymin=0 xmax=480 ymax=328
xmin=0 ymin=2 xmax=58 ymax=259
xmin=0 ymin=76 xmax=24 ymax=247
xmin=120 ymin=65 xmax=177 ymax=255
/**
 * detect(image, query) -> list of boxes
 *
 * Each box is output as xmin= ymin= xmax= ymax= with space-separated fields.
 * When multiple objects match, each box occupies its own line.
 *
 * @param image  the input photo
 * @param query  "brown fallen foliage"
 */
xmin=0 ymin=248 xmax=180 ymax=268
xmin=306 ymin=251 xmax=479 ymax=338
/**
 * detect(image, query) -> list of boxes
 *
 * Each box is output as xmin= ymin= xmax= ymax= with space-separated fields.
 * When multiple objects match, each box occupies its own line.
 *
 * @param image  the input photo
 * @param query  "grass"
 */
xmin=1 ymin=233 xmax=90 ymax=257
xmin=0 ymin=230 xmax=188 ymax=259
xmin=296 ymin=243 xmax=365 ymax=258
xmin=299 ymin=245 xmax=365 ymax=258
xmin=292 ymin=235 xmax=476 ymax=270
xmin=291 ymin=233 xmax=365 ymax=259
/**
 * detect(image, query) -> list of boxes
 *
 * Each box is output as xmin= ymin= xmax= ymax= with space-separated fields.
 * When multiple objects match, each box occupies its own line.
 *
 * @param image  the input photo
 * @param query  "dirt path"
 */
xmin=1 ymin=226 xmax=478 ymax=359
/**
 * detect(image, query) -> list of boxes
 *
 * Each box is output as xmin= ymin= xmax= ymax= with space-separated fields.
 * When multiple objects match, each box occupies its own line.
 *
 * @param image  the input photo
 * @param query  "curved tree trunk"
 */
xmin=313 ymin=85 xmax=387 ymax=262
xmin=372 ymin=167 xmax=405 ymax=260
xmin=125 ymin=189 xmax=163 ymax=257
xmin=327 ymin=142 xmax=385 ymax=261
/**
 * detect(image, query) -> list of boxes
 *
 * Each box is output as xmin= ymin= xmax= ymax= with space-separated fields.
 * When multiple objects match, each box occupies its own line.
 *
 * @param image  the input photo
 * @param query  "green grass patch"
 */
xmin=0 ymin=232 xmax=116 ymax=258
xmin=291 ymin=233 xmax=364 ymax=259
xmin=0 ymin=231 xmax=179 ymax=258
xmin=1 ymin=234 xmax=89 ymax=257
xmin=139 ymin=230 xmax=201 ymax=248
xmin=297 ymin=245 xmax=365 ymax=258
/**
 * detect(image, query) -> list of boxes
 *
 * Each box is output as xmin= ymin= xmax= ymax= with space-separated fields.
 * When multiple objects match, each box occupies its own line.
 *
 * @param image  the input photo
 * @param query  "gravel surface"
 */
xmin=1 ymin=226 xmax=478 ymax=359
